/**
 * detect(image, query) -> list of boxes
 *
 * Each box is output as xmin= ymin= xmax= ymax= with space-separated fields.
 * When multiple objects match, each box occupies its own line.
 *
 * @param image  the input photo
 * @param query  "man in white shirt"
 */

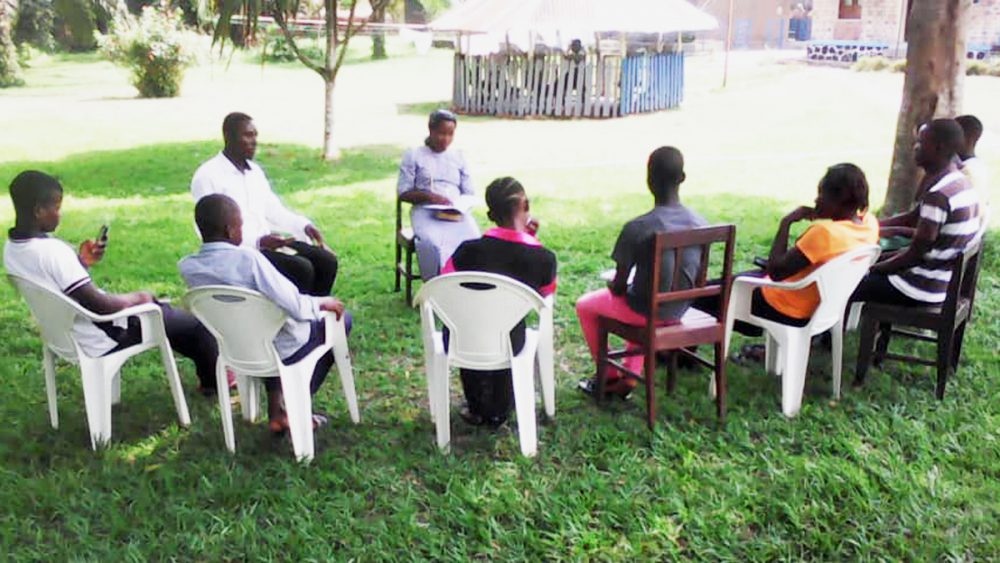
xmin=179 ymin=194 xmax=350 ymax=434
xmin=191 ymin=112 xmax=339 ymax=296
xmin=956 ymin=114 xmax=991 ymax=231
xmin=4 ymin=171 xmax=221 ymax=393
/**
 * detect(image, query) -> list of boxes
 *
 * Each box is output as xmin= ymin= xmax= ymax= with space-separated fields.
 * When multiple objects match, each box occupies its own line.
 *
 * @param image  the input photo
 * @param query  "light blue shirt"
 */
xmin=179 ymin=242 xmax=321 ymax=359
xmin=396 ymin=145 xmax=473 ymax=202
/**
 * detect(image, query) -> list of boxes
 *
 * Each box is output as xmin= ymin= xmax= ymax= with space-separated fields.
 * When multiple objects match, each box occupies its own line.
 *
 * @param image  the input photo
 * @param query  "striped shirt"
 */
xmin=889 ymin=170 xmax=981 ymax=303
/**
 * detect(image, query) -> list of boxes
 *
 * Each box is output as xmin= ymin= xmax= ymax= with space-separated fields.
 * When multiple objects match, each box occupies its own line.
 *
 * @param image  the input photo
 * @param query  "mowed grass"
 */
xmin=0 ymin=49 xmax=998 ymax=559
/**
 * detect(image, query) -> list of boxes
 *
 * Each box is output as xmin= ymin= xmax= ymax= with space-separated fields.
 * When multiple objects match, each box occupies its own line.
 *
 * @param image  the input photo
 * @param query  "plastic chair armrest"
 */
xmin=85 ymin=302 xmax=162 ymax=324
xmin=733 ymin=274 xmax=816 ymax=292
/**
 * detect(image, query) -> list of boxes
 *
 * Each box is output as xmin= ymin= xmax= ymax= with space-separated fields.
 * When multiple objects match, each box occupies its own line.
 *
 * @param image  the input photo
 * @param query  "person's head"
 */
xmin=955 ymin=114 xmax=983 ymax=158
xmin=222 ymin=112 xmax=257 ymax=161
xmin=426 ymin=109 xmax=457 ymax=153
xmin=195 ymin=193 xmax=243 ymax=245
xmin=914 ymin=118 xmax=965 ymax=169
xmin=9 ymin=170 xmax=64 ymax=233
xmin=647 ymin=146 xmax=686 ymax=199
xmin=485 ymin=176 xmax=528 ymax=228
xmin=814 ymin=163 xmax=869 ymax=220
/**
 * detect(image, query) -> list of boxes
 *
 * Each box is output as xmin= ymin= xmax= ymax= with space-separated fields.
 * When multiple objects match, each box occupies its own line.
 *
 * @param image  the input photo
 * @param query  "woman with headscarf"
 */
xmin=397 ymin=110 xmax=481 ymax=279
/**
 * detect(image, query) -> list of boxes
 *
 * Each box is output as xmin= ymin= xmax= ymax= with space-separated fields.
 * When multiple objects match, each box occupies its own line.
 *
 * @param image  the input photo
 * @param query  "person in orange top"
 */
xmin=702 ymin=164 xmax=878 ymax=360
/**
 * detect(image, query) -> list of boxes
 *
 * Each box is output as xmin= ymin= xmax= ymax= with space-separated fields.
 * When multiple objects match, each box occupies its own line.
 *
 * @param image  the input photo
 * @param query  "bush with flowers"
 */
xmin=97 ymin=6 xmax=197 ymax=98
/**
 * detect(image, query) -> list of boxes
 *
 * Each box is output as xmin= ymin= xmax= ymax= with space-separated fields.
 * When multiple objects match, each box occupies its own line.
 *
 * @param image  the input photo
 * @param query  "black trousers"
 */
xmin=263 ymin=313 xmax=352 ymax=396
xmin=850 ymin=272 xmax=924 ymax=306
xmin=102 ymin=303 xmax=219 ymax=389
xmin=443 ymin=325 xmax=523 ymax=421
xmin=263 ymin=241 xmax=338 ymax=297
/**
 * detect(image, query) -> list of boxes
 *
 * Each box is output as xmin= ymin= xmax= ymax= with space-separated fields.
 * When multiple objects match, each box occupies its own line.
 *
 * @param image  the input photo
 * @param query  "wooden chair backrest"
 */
xmin=646 ymin=224 xmax=736 ymax=333
xmin=943 ymin=240 xmax=984 ymax=321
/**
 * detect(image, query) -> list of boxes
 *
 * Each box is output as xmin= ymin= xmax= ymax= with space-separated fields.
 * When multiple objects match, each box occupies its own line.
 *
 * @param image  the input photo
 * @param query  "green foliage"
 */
xmin=53 ymin=0 xmax=97 ymax=50
xmin=258 ymin=26 xmax=323 ymax=63
xmin=96 ymin=6 xmax=196 ymax=97
xmin=0 ymin=8 xmax=24 ymax=86
xmin=851 ymin=55 xmax=892 ymax=72
xmin=14 ymin=0 xmax=57 ymax=51
xmin=967 ymin=59 xmax=1000 ymax=77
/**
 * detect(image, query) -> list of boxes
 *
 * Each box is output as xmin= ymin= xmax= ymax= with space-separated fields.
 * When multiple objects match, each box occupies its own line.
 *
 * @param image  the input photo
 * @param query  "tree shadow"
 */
xmin=0 ymin=142 xmax=405 ymax=199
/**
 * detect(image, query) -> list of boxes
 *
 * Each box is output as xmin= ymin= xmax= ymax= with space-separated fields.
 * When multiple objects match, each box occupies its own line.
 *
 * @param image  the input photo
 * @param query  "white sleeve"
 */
xmin=46 ymin=241 xmax=92 ymax=294
xmin=190 ymin=165 xmax=218 ymax=203
xmin=249 ymin=251 xmax=321 ymax=321
xmin=261 ymin=172 xmax=311 ymax=235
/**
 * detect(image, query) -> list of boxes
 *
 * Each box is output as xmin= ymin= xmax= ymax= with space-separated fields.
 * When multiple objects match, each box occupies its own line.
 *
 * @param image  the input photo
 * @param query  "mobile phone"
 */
xmin=97 ymin=224 xmax=109 ymax=244
xmin=753 ymin=256 xmax=768 ymax=270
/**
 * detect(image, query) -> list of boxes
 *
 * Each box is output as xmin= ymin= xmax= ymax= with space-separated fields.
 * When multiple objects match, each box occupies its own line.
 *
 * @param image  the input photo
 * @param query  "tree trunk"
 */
xmin=883 ymin=0 xmax=969 ymax=215
xmin=322 ymin=76 xmax=341 ymax=160
xmin=0 ymin=0 xmax=23 ymax=87
xmin=370 ymin=3 xmax=386 ymax=60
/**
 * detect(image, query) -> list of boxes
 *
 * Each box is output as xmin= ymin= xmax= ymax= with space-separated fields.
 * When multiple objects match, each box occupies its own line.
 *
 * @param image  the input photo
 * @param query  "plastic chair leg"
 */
xmin=765 ymin=333 xmax=781 ymax=376
xmin=535 ymin=331 xmax=555 ymax=419
xmin=42 ymin=347 xmax=58 ymax=430
xmin=158 ymin=342 xmax=190 ymax=427
xmin=434 ymin=361 xmax=451 ymax=453
xmin=79 ymin=361 xmax=113 ymax=449
xmin=216 ymin=362 xmax=237 ymax=454
xmin=280 ymin=368 xmax=315 ymax=463
xmin=236 ymin=374 xmax=258 ymax=422
xmin=332 ymin=321 xmax=360 ymax=424
xmin=424 ymin=355 xmax=437 ymax=421
xmin=845 ymin=302 xmax=864 ymax=331
xmin=780 ymin=335 xmax=811 ymax=418
xmin=831 ymin=322 xmax=844 ymax=400
xmin=112 ymin=372 xmax=122 ymax=405
xmin=510 ymin=353 xmax=538 ymax=457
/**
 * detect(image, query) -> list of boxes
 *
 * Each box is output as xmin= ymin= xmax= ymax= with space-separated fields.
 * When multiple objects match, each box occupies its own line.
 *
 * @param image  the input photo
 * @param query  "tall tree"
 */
xmin=215 ymin=0 xmax=390 ymax=160
xmin=368 ymin=0 xmax=385 ymax=59
xmin=0 ymin=0 xmax=24 ymax=87
xmin=883 ymin=0 xmax=970 ymax=215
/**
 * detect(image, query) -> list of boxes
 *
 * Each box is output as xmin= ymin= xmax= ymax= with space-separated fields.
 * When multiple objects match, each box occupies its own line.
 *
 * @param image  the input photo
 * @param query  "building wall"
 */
xmin=695 ymin=0 xmax=808 ymax=48
xmin=810 ymin=0 xmax=1000 ymax=48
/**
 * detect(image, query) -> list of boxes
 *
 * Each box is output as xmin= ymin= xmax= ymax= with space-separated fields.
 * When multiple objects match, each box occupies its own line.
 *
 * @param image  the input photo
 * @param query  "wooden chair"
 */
xmin=595 ymin=225 xmax=736 ymax=430
xmin=854 ymin=241 xmax=984 ymax=399
xmin=395 ymin=198 xmax=419 ymax=305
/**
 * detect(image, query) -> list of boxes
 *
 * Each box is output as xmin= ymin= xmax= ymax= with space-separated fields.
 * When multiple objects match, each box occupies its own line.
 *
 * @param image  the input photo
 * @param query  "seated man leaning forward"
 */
xmin=191 ymin=112 xmax=339 ymax=297
xmin=852 ymin=119 xmax=981 ymax=308
xmin=576 ymin=146 xmax=707 ymax=399
xmin=698 ymin=163 xmax=879 ymax=362
xmin=441 ymin=177 xmax=557 ymax=427
xmin=4 ymin=171 xmax=220 ymax=394
xmin=179 ymin=194 xmax=351 ymax=434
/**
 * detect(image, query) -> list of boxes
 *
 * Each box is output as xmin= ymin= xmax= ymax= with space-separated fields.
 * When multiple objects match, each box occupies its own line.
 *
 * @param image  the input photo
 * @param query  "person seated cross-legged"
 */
xmin=441 ymin=177 xmax=557 ymax=427
xmin=179 ymin=194 xmax=351 ymax=434
xmin=575 ymin=146 xmax=708 ymax=399
xmin=3 ymin=171 xmax=221 ymax=394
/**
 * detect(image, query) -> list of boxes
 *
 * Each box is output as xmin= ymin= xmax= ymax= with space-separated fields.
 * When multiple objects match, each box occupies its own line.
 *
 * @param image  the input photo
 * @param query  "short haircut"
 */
xmin=222 ymin=112 xmax=253 ymax=142
xmin=925 ymin=118 xmax=965 ymax=158
xmin=428 ymin=109 xmax=457 ymax=130
xmin=647 ymin=146 xmax=684 ymax=191
xmin=819 ymin=163 xmax=869 ymax=213
xmin=9 ymin=170 xmax=63 ymax=219
xmin=484 ymin=176 xmax=525 ymax=224
xmin=195 ymin=193 xmax=240 ymax=240
xmin=955 ymin=114 xmax=983 ymax=145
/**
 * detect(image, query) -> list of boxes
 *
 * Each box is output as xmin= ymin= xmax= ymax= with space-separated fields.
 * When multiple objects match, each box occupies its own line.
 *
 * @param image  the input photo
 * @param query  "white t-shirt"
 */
xmin=960 ymin=156 xmax=991 ymax=230
xmin=4 ymin=236 xmax=120 ymax=356
xmin=190 ymin=152 xmax=312 ymax=249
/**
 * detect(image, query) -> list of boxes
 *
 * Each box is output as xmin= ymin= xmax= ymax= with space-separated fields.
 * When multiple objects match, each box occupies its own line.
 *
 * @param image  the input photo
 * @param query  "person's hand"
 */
xmin=319 ymin=298 xmax=345 ymax=319
xmin=258 ymin=234 xmax=294 ymax=251
xmin=128 ymin=291 xmax=155 ymax=306
xmin=526 ymin=216 xmax=540 ymax=236
xmin=78 ymin=239 xmax=106 ymax=268
xmin=428 ymin=193 xmax=453 ymax=206
xmin=782 ymin=206 xmax=816 ymax=224
xmin=304 ymin=224 xmax=325 ymax=246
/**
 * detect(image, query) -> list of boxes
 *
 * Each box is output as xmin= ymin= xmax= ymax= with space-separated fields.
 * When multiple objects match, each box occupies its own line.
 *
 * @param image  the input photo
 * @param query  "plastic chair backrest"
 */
xmin=809 ymin=245 xmax=880 ymax=329
xmin=7 ymin=274 xmax=89 ymax=360
xmin=414 ymin=272 xmax=545 ymax=370
xmin=184 ymin=286 xmax=288 ymax=375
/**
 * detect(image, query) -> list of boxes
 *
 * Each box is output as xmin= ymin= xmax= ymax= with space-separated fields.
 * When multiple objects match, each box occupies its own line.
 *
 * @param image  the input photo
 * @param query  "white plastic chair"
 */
xmin=7 ymin=274 xmax=191 ymax=449
xmin=414 ymin=272 xmax=555 ymax=457
xmin=724 ymin=245 xmax=880 ymax=417
xmin=183 ymin=285 xmax=358 ymax=463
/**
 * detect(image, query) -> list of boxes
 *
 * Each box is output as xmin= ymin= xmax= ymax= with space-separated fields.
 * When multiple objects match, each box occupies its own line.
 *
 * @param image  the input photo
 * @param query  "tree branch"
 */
xmin=273 ymin=9 xmax=324 ymax=76
xmin=329 ymin=0 xmax=388 ymax=79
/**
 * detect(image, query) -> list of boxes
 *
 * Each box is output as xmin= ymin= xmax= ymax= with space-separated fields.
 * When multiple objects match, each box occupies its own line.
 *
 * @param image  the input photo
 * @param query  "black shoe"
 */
xmin=577 ymin=377 xmax=632 ymax=400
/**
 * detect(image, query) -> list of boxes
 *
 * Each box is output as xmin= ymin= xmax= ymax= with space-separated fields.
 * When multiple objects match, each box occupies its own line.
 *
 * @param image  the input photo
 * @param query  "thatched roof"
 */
xmin=431 ymin=0 xmax=718 ymax=35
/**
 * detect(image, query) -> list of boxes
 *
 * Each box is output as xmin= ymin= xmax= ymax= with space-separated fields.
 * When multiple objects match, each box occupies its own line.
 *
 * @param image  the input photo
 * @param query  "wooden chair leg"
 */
xmin=394 ymin=241 xmax=402 ymax=292
xmin=714 ymin=341 xmax=727 ymax=422
xmin=935 ymin=329 xmax=954 ymax=400
xmin=404 ymin=248 xmax=414 ymax=306
xmin=854 ymin=316 xmax=878 ymax=386
xmin=645 ymin=345 xmax=656 ymax=431
xmin=951 ymin=322 xmax=967 ymax=371
xmin=873 ymin=322 xmax=892 ymax=368
xmin=595 ymin=322 xmax=609 ymax=405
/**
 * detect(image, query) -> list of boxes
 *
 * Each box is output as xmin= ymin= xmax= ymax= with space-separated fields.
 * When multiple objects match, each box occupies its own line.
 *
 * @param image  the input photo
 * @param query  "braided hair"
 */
xmin=485 ymin=176 xmax=526 ymax=225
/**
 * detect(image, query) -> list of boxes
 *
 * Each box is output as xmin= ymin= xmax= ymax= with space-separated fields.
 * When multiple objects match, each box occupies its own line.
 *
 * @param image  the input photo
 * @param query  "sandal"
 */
xmin=578 ymin=377 xmax=633 ymax=400
xmin=732 ymin=344 xmax=766 ymax=365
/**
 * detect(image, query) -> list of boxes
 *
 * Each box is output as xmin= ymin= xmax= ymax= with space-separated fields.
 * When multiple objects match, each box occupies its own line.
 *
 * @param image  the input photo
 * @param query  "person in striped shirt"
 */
xmin=852 ymin=119 xmax=981 ymax=306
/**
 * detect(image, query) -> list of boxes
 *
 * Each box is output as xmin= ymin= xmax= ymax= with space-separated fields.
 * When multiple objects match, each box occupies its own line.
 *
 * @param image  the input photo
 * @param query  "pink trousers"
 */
xmin=575 ymin=288 xmax=648 ymax=380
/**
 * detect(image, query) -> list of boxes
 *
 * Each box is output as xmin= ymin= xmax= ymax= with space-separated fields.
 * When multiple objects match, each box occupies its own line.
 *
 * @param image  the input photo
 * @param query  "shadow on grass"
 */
xmin=0 ymin=142 xmax=404 ymax=199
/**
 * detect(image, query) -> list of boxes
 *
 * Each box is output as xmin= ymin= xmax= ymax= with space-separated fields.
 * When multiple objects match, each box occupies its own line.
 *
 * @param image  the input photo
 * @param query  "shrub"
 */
xmin=851 ymin=55 xmax=891 ymax=72
xmin=259 ymin=27 xmax=324 ymax=63
xmin=965 ymin=59 xmax=1000 ymax=76
xmin=96 ymin=6 xmax=196 ymax=98
xmin=14 ymin=0 xmax=57 ymax=52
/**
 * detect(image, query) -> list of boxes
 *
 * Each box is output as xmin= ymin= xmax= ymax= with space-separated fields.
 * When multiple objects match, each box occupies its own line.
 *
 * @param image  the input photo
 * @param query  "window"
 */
xmin=839 ymin=0 xmax=862 ymax=19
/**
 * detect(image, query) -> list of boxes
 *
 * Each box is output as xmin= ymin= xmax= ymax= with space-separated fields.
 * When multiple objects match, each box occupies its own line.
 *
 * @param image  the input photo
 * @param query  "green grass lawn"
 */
xmin=0 ymin=49 xmax=997 ymax=559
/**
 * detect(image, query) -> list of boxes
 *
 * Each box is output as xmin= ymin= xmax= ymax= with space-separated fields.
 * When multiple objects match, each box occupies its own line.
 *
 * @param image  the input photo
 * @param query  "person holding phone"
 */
xmin=4 ymin=171 xmax=221 ymax=394
xmin=397 ymin=109 xmax=481 ymax=280
xmin=191 ymin=112 xmax=339 ymax=297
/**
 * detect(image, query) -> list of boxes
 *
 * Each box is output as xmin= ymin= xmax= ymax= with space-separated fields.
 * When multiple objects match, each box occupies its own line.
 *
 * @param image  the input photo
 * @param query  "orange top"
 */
xmin=761 ymin=213 xmax=879 ymax=319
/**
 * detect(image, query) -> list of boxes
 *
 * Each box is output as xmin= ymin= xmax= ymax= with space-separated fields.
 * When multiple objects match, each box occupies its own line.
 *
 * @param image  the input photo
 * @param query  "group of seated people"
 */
xmin=2 ymin=109 xmax=988 ymax=445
